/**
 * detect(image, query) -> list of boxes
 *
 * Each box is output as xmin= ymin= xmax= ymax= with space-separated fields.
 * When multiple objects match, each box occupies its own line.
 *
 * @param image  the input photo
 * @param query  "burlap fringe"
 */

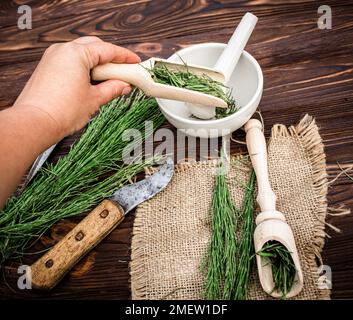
xmin=271 ymin=114 xmax=350 ymax=300
xmin=131 ymin=115 xmax=350 ymax=300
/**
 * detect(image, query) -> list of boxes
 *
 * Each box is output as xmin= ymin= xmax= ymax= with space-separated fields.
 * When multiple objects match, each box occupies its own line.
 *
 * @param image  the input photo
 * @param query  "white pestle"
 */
xmin=188 ymin=12 xmax=258 ymax=120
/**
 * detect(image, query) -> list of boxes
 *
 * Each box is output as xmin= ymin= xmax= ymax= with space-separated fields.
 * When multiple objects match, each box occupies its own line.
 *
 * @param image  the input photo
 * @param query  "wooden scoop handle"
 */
xmin=31 ymin=199 xmax=124 ymax=290
xmin=92 ymin=63 xmax=152 ymax=91
xmin=245 ymin=119 xmax=277 ymax=213
xmin=92 ymin=62 xmax=227 ymax=108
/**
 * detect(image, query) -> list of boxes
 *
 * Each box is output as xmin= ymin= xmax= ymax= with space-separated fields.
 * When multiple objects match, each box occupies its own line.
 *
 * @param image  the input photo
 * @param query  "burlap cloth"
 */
xmin=130 ymin=115 xmax=338 ymax=300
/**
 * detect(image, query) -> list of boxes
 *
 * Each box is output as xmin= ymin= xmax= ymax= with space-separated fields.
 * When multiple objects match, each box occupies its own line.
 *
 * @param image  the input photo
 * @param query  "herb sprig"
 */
xmin=150 ymin=64 xmax=238 ymax=119
xmin=257 ymin=240 xmax=297 ymax=298
xmin=204 ymin=157 xmax=256 ymax=300
xmin=232 ymin=170 xmax=256 ymax=299
xmin=204 ymin=156 xmax=238 ymax=300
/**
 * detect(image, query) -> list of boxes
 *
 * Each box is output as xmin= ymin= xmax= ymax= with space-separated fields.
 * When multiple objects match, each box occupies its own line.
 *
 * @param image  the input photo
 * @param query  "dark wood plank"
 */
xmin=0 ymin=0 xmax=353 ymax=299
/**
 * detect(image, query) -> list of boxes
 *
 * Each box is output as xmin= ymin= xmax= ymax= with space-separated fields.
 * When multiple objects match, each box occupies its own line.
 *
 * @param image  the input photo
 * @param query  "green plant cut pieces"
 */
xmin=150 ymin=64 xmax=238 ymax=119
xmin=0 ymin=90 xmax=165 ymax=263
xmin=257 ymin=240 xmax=297 ymax=298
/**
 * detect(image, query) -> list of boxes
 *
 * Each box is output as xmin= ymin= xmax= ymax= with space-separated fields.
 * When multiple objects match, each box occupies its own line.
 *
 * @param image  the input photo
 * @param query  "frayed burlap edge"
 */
xmin=271 ymin=114 xmax=350 ymax=300
xmin=131 ymin=115 xmax=350 ymax=300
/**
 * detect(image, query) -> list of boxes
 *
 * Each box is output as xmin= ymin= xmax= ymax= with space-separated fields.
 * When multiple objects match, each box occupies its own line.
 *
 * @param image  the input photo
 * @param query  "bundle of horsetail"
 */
xmin=204 ymin=156 xmax=238 ymax=300
xmin=204 ymin=157 xmax=256 ymax=300
xmin=0 ymin=90 xmax=165 ymax=263
xmin=150 ymin=64 xmax=238 ymax=119
xmin=232 ymin=170 xmax=256 ymax=300
xmin=256 ymin=241 xmax=296 ymax=298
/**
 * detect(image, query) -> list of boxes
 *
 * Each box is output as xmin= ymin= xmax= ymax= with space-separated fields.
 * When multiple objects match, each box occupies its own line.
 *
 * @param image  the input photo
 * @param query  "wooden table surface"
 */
xmin=0 ymin=0 xmax=353 ymax=299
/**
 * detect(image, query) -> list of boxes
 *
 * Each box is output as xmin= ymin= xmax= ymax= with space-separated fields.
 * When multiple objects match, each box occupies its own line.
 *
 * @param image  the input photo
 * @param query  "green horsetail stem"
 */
xmin=256 ymin=241 xmax=297 ymax=298
xmin=204 ymin=157 xmax=256 ymax=300
xmin=150 ymin=64 xmax=238 ymax=119
xmin=204 ymin=157 xmax=238 ymax=300
xmin=0 ymin=90 xmax=165 ymax=263
xmin=232 ymin=170 xmax=256 ymax=300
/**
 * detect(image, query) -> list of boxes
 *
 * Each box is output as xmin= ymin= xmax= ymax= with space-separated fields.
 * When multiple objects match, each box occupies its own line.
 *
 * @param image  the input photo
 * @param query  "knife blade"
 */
xmin=30 ymin=158 xmax=174 ymax=290
xmin=22 ymin=120 xmax=94 ymax=192
xmin=21 ymin=144 xmax=57 ymax=191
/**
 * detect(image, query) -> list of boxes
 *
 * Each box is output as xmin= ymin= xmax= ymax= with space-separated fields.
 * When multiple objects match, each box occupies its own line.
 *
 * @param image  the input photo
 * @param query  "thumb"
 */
xmin=94 ymin=80 xmax=132 ymax=106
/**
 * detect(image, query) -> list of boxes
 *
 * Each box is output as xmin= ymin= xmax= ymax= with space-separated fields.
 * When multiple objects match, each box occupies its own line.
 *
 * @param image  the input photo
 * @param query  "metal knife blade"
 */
xmin=111 ymin=157 xmax=174 ymax=213
xmin=22 ymin=144 xmax=57 ymax=190
xmin=22 ymin=119 xmax=95 ymax=191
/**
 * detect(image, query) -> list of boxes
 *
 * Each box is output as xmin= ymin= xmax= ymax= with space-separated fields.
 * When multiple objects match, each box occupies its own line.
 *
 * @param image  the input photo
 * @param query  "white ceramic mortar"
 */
xmin=156 ymin=43 xmax=263 ymax=138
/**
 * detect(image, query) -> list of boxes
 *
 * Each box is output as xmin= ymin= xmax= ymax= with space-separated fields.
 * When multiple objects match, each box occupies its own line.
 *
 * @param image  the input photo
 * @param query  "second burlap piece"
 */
xmin=131 ymin=115 xmax=331 ymax=299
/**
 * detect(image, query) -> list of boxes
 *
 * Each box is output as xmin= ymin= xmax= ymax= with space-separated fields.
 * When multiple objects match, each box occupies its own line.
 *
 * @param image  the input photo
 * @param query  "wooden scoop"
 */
xmin=91 ymin=58 xmax=227 ymax=108
xmin=245 ymin=119 xmax=304 ymax=298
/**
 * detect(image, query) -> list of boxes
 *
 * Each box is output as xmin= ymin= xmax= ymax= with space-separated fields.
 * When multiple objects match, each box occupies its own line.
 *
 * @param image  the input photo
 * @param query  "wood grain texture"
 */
xmin=1 ymin=0 xmax=353 ymax=299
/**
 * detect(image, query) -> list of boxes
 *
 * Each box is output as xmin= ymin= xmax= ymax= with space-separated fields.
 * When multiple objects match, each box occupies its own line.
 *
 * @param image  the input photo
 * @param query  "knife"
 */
xmin=23 ymin=120 xmax=93 ymax=191
xmin=22 ymin=144 xmax=57 ymax=191
xmin=30 ymin=158 xmax=174 ymax=290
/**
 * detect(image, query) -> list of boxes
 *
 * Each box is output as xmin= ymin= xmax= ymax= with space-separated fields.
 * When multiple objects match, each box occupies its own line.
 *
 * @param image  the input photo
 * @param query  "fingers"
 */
xmin=94 ymin=80 xmax=132 ymax=106
xmin=84 ymin=41 xmax=141 ymax=68
xmin=72 ymin=36 xmax=103 ymax=44
xmin=70 ymin=36 xmax=141 ymax=69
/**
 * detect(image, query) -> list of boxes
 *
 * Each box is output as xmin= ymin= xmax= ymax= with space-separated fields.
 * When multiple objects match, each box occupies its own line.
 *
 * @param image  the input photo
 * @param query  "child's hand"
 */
xmin=13 ymin=36 xmax=140 ymax=138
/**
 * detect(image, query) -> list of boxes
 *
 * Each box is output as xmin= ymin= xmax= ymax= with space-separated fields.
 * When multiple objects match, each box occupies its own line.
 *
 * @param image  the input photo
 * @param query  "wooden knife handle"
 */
xmin=31 ymin=199 xmax=125 ymax=290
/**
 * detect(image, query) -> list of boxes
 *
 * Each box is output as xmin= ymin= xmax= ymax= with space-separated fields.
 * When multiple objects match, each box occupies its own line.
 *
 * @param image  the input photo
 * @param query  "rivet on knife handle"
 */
xmin=30 ymin=199 xmax=124 ymax=290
